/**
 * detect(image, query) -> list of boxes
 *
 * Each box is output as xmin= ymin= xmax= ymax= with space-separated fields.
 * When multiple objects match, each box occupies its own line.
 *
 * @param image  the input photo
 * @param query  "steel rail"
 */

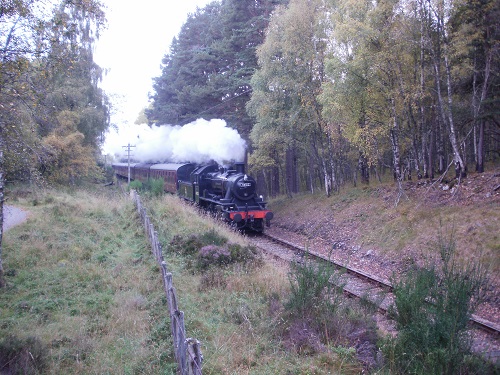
xmin=261 ymin=232 xmax=500 ymax=337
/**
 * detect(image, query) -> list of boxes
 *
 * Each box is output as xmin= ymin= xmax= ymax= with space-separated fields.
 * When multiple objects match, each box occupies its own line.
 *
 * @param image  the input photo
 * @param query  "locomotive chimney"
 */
xmin=235 ymin=162 xmax=245 ymax=174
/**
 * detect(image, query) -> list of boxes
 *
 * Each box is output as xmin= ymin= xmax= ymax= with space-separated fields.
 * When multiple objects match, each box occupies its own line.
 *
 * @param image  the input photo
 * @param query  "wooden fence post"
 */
xmin=132 ymin=192 xmax=202 ymax=374
xmin=176 ymin=311 xmax=187 ymax=374
xmin=186 ymin=338 xmax=203 ymax=375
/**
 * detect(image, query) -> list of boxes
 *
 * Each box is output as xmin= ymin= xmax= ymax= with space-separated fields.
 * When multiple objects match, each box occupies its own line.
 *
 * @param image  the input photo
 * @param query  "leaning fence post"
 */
xmin=153 ymin=230 xmax=159 ymax=261
xmin=186 ymin=338 xmax=203 ymax=375
xmin=164 ymin=273 xmax=176 ymax=311
xmin=160 ymin=261 xmax=168 ymax=281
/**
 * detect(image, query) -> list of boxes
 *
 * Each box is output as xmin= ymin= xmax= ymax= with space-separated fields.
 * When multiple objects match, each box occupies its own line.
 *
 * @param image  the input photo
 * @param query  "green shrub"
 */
xmin=282 ymin=259 xmax=379 ymax=365
xmin=384 ymin=234 xmax=490 ymax=374
xmin=169 ymin=234 xmax=204 ymax=256
xmin=128 ymin=180 xmax=143 ymax=191
xmin=227 ymin=243 xmax=260 ymax=263
xmin=128 ymin=178 xmax=165 ymax=196
xmin=149 ymin=178 xmax=165 ymax=197
xmin=199 ymin=228 xmax=228 ymax=246
xmin=285 ymin=259 xmax=337 ymax=318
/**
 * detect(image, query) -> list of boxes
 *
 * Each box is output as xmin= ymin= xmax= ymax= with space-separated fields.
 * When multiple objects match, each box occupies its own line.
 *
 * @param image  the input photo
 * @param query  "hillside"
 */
xmin=266 ymin=167 xmax=500 ymax=322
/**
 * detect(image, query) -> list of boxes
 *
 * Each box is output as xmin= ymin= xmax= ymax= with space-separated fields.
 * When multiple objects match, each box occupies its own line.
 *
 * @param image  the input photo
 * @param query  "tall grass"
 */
xmin=142 ymin=194 xmax=379 ymax=373
xmin=283 ymin=258 xmax=378 ymax=370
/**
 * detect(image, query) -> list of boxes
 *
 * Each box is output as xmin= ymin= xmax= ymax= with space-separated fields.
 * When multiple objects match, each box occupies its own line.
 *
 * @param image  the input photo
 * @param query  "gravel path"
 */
xmin=3 ymin=205 xmax=28 ymax=232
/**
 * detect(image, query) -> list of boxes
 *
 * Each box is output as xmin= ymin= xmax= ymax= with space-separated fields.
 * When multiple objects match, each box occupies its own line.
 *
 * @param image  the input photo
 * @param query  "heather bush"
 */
xmin=197 ymin=245 xmax=232 ymax=269
xmin=168 ymin=230 xmax=260 ymax=270
xmin=169 ymin=234 xmax=204 ymax=256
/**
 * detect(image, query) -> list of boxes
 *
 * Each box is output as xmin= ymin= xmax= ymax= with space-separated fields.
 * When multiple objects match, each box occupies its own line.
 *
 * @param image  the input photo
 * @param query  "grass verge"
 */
xmin=1 ymin=186 xmax=175 ymax=374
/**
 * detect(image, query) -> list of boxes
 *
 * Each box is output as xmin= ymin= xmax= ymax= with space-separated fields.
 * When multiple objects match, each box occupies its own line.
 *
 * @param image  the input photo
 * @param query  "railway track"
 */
xmin=250 ymin=231 xmax=500 ymax=362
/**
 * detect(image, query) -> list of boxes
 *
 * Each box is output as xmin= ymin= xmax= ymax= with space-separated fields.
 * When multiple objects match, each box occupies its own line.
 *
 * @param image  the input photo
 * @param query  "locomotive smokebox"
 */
xmin=235 ymin=162 xmax=245 ymax=175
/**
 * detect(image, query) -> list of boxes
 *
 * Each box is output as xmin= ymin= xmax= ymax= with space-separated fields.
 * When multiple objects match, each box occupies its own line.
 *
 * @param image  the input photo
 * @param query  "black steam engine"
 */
xmin=112 ymin=161 xmax=273 ymax=232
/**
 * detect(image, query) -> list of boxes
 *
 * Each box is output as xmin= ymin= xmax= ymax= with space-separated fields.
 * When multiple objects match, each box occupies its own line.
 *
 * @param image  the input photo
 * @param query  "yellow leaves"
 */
xmin=42 ymin=128 xmax=99 ymax=184
xmin=248 ymin=152 xmax=277 ymax=170
xmin=56 ymin=110 xmax=80 ymax=132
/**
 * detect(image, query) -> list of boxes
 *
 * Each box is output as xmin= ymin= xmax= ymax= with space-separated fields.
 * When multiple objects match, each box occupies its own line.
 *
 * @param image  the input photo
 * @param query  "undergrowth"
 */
xmin=282 ymin=258 xmax=379 ymax=369
xmin=168 ymin=229 xmax=262 ymax=271
xmin=383 ymin=232 xmax=494 ymax=374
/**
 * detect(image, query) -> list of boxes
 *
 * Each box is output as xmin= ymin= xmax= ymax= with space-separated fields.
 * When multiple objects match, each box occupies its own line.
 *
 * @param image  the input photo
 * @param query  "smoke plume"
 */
xmin=103 ymin=118 xmax=247 ymax=164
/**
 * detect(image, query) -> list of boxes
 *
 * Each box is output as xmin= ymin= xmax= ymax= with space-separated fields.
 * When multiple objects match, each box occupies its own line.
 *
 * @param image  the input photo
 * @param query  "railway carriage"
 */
xmin=134 ymin=163 xmax=153 ymax=181
xmin=112 ymin=162 xmax=138 ymax=180
xmin=150 ymin=163 xmax=196 ymax=194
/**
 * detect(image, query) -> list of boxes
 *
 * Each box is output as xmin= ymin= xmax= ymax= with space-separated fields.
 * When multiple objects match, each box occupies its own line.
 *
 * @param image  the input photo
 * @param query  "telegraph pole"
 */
xmin=122 ymin=143 xmax=136 ymax=184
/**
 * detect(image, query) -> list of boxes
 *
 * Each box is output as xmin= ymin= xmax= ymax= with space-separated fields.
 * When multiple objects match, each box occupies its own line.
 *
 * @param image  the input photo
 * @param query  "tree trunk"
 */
xmin=422 ymin=130 xmax=429 ymax=178
xmin=256 ymin=169 xmax=267 ymax=199
xmin=425 ymin=0 xmax=466 ymax=178
xmin=476 ymin=119 xmax=485 ymax=173
xmin=307 ymin=152 xmax=314 ymax=194
xmin=443 ymin=54 xmax=466 ymax=178
xmin=0 ymin=127 xmax=5 ymax=287
xmin=428 ymin=121 xmax=435 ymax=179
xmin=419 ymin=8 xmax=428 ymax=179
xmin=390 ymin=99 xmax=402 ymax=183
xmin=437 ymin=117 xmax=445 ymax=174
xmin=432 ymin=57 xmax=449 ymax=176
xmin=271 ymin=166 xmax=280 ymax=197
xmin=285 ymin=147 xmax=294 ymax=198
xmin=358 ymin=152 xmax=369 ymax=185
xmin=322 ymin=160 xmax=332 ymax=197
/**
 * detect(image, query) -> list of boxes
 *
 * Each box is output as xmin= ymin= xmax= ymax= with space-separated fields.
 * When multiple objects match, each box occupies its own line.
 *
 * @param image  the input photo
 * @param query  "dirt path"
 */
xmin=3 ymin=205 xmax=29 ymax=232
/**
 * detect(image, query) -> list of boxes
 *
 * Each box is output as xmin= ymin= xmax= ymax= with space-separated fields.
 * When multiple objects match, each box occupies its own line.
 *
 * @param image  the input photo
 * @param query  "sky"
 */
xmin=94 ymin=0 xmax=215 ymax=129
xmin=93 ymin=0 xmax=249 ymax=162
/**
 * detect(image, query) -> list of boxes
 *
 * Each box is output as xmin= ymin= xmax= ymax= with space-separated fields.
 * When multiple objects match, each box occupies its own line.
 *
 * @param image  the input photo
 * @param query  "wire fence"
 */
xmin=131 ymin=190 xmax=203 ymax=375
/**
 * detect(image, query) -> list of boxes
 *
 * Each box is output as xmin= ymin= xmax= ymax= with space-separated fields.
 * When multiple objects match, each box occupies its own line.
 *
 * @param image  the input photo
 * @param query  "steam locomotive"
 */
xmin=112 ymin=161 xmax=273 ymax=232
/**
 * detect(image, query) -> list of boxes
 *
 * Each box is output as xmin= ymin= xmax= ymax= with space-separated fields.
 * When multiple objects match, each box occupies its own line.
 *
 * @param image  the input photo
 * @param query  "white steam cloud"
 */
xmin=103 ymin=118 xmax=246 ymax=164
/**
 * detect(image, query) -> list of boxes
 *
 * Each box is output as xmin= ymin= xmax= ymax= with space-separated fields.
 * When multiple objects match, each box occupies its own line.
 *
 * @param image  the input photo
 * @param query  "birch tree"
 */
xmin=248 ymin=0 xmax=332 ymax=196
xmin=0 ymin=0 xmax=106 ymax=287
